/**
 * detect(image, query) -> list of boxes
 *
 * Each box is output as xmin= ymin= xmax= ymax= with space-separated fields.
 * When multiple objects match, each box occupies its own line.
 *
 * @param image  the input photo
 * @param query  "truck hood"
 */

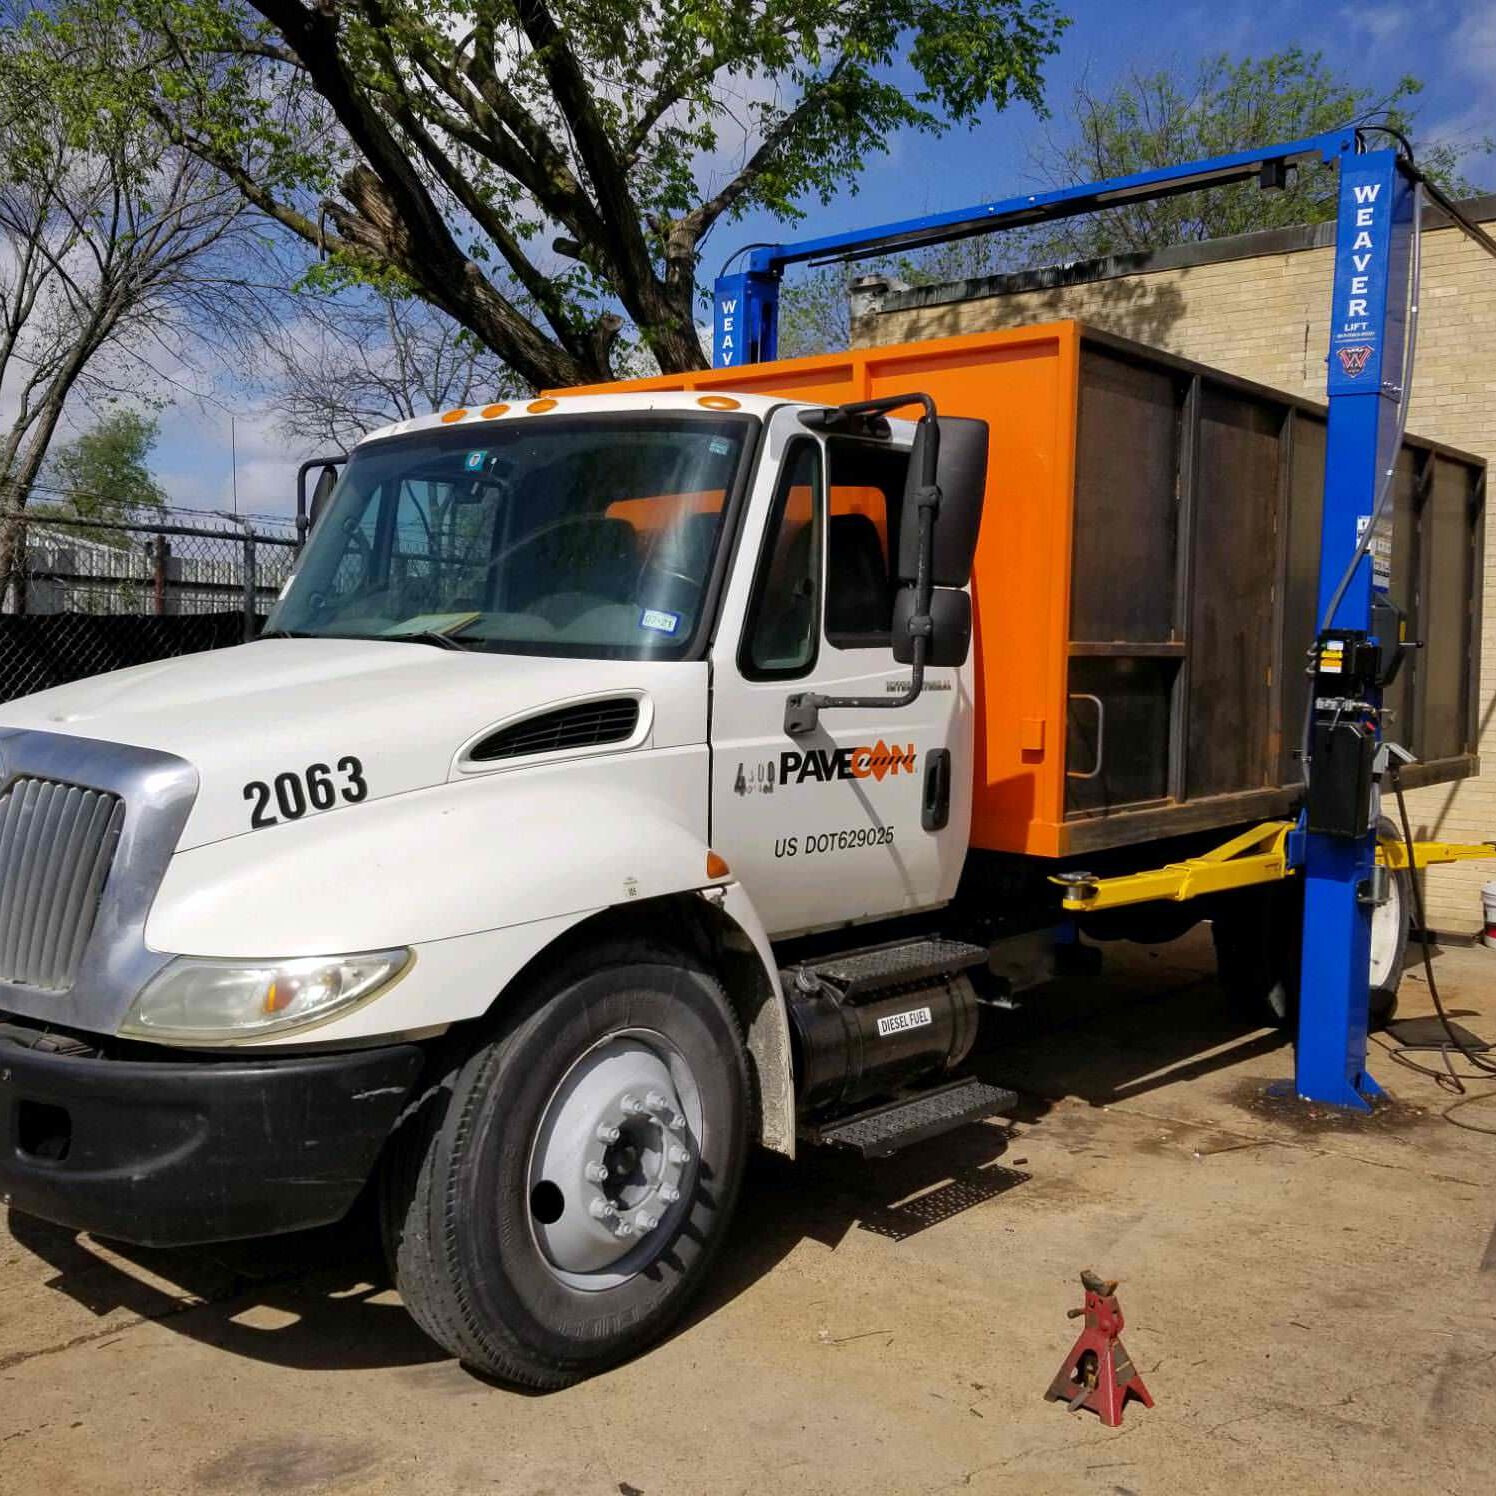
xmin=0 ymin=638 xmax=707 ymax=851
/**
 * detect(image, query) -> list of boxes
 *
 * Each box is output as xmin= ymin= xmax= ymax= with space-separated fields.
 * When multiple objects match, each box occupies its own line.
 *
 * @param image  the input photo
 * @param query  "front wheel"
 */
xmin=382 ymin=946 xmax=751 ymax=1388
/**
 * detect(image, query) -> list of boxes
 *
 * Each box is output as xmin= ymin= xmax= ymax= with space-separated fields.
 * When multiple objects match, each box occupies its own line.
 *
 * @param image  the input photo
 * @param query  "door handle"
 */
xmin=1067 ymin=693 xmax=1105 ymax=781
xmin=922 ymin=748 xmax=952 ymax=831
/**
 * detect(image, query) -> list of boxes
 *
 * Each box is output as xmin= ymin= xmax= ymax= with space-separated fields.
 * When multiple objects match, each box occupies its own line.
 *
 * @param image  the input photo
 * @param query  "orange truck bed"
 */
xmin=562 ymin=322 xmax=1483 ymax=860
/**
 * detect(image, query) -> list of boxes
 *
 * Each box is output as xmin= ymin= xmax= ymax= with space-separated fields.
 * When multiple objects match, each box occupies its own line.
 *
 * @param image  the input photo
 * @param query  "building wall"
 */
xmin=859 ymin=213 xmax=1496 ymax=932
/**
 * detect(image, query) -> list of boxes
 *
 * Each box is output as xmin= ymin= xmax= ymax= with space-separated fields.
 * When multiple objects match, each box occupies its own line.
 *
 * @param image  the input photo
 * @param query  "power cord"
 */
xmin=1376 ymin=766 xmax=1496 ymax=1134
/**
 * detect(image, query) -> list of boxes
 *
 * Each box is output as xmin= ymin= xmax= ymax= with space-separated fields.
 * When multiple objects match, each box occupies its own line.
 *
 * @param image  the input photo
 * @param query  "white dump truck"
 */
xmin=0 ymin=325 xmax=1483 ymax=1387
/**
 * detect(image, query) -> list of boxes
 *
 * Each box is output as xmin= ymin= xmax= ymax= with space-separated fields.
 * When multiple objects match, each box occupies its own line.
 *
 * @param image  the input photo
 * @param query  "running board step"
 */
xmin=807 ymin=1077 xmax=1018 ymax=1159
xmin=796 ymin=937 xmax=988 ymax=1001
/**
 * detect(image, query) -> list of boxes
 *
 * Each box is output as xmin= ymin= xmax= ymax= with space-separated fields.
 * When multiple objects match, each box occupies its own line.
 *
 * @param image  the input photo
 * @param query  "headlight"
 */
xmin=121 ymin=948 xmax=412 ymax=1044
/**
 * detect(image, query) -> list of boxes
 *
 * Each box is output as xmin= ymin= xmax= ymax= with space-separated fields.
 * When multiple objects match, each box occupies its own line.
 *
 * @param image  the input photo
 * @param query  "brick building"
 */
xmin=853 ymin=197 xmax=1496 ymax=932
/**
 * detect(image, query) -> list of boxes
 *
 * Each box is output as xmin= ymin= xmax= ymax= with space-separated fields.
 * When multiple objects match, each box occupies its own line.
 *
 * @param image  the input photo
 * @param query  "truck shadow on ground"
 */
xmin=7 ymin=935 xmax=1317 ymax=1384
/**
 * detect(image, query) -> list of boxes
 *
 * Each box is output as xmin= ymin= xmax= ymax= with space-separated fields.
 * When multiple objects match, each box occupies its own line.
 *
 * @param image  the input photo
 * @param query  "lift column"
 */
xmin=1295 ymin=145 xmax=1416 ymax=1109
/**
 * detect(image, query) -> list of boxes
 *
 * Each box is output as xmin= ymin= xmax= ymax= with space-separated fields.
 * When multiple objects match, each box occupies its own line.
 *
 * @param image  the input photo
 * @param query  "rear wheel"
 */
xmin=381 ymin=944 xmax=751 ymax=1388
xmin=1368 ymin=830 xmax=1410 ymax=1028
xmin=1212 ymin=820 xmax=1409 ymax=1033
xmin=1212 ymin=883 xmax=1303 ymax=1029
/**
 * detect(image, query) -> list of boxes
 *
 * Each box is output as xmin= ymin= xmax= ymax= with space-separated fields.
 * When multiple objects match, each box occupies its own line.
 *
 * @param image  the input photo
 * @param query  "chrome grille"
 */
xmin=0 ymin=778 xmax=125 ymax=991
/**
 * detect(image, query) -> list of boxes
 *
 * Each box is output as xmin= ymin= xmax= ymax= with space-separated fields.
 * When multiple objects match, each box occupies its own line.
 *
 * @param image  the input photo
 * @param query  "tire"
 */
xmin=381 ymin=942 xmax=751 ymax=1389
xmin=1212 ymin=883 xmax=1303 ymax=1029
xmin=1212 ymin=820 xmax=1410 ymax=1033
xmin=1369 ymin=819 xmax=1411 ymax=1029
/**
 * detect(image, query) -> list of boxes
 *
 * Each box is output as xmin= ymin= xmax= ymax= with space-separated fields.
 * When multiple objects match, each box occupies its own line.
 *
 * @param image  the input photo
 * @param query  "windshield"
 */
xmin=269 ymin=412 xmax=754 ymax=658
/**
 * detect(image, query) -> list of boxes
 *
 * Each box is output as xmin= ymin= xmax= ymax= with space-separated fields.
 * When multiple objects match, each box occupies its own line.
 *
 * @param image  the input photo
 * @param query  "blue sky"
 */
xmin=150 ymin=0 xmax=1496 ymax=522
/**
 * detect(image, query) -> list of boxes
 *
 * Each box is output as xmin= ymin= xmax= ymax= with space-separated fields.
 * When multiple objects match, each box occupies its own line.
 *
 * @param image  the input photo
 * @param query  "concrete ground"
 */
xmin=4 ymin=932 xmax=1496 ymax=1495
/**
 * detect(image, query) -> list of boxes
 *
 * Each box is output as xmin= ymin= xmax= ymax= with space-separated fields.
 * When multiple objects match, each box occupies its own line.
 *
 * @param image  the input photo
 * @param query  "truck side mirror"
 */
xmin=309 ymin=465 xmax=339 ymax=526
xmin=296 ymin=455 xmax=345 ymax=549
xmin=892 ymin=585 xmax=971 ymax=667
xmin=896 ymin=415 xmax=988 ymax=587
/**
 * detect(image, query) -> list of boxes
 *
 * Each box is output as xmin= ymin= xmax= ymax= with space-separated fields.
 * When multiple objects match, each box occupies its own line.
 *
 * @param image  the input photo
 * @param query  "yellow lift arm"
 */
xmin=1055 ymin=821 xmax=1496 ymax=913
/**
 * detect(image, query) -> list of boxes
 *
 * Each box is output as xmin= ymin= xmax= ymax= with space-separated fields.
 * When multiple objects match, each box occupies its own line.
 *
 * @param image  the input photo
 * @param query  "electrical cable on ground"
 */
xmin=1376 ymin=765 xmax=1496 ymax=1135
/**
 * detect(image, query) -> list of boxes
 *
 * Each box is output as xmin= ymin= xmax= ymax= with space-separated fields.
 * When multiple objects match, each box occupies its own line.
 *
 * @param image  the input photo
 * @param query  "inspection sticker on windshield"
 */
xmin=709 ymin=437 xmax=732 ymax=455
xmin=639 ymin=607 xmax=681 ymax=635
xmin=463 ymin=450 xmax=486 ymax=471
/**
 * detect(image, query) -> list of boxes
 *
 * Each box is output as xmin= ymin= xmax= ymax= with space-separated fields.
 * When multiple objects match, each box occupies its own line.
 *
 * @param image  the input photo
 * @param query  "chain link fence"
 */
xmin=0 ymin=512 xmax=299 ymax=705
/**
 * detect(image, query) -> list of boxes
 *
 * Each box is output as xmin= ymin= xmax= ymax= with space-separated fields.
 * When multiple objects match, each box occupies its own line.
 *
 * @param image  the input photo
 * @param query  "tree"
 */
xmin=262 ymin=288 xmax=523 ymax=450
xmin=1029 ymin=50 xmax=1483 ymax=259
xmin=0 ymin=3 xmax=267 ymax=595
xmin=43 ymin=410 xmax=168 ymax=523
xmin=779 ymin=49 xmax=1489 ymax=357
xmin=85 ymin=0 xmax=1067 ymax=389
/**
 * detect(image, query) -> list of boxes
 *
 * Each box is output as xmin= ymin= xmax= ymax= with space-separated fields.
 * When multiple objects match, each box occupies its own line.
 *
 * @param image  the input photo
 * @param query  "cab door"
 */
xmin=710 ymin=408 xmax=973 ymax=939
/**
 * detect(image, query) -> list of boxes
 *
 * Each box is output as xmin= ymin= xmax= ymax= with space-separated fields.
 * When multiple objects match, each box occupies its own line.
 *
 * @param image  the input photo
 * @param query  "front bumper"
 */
xmin=0 ymin=1022 xmax=422 ymax=1247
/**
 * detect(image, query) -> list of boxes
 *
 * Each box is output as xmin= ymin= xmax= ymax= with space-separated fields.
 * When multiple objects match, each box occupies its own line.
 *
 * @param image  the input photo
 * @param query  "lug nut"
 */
xmin=659 ymin=1184 xmax=680 ymax=1203
xmin=669 ymin=1145 xmax=689 ymax=1166
xmin=645 ymin=1091 xmax=671 ymax=1112
xmin=621 ymin=1093 xmax=647 ymax=1116
xmin=596 ymin=1123 xmax=621 ymax=1143
xmin=614 ymin=1221 xmax=635 ymax=1238
xmin=589 ymin=1198 xmax=616 ymax=1221
xmin=635 ymin=1211 xmax=661 ymax=1233
xmin=584 ymin=1161 xmax=608 ymax=1183
xmin=667 ymin=1112 xmax=686 ymax=1132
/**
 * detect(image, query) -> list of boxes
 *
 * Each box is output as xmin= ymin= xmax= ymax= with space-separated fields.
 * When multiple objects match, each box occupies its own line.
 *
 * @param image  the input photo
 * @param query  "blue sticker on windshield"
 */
xmin=464 ymin=450 xmax=486 ymax=471
xmin=709 ymin=437 xmax=732 ymax=455
xmin=639 ymin=608 xmax=681 ymax=635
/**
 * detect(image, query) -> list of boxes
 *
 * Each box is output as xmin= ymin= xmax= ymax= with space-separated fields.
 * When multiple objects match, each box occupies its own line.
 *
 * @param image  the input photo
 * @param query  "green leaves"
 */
xmin=1032 ymin=49 xmax=1486 ymax=259
xmin=55 ymin=0 xmax=1067 ymax=378
xmin=46 ymin=411 xmax=169 ymax=523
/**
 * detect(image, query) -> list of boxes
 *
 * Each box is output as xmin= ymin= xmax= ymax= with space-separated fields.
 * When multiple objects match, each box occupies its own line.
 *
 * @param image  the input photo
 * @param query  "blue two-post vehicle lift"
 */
xmin=712 ymin=128 xmax=1496 ymax=1110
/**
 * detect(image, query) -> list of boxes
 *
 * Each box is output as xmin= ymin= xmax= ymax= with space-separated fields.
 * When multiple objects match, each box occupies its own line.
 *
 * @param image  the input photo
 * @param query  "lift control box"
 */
xmin=1306 ymin=630 xmax=1379 ymax=839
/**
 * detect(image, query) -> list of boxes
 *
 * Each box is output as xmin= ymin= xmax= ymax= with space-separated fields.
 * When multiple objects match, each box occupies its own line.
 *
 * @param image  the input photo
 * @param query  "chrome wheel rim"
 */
xmin=526 ymin=1028 xmax=702 ymax=1291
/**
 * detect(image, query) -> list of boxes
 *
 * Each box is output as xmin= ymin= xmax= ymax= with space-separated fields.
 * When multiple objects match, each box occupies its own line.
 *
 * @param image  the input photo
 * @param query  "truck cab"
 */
xmin=0 ymin=388 xmax=996 ymax=1388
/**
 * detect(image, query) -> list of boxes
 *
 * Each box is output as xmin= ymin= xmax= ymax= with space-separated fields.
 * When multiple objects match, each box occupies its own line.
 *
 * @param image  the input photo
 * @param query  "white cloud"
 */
xmin=1340 ymin=3 xmax=1407 ymax=44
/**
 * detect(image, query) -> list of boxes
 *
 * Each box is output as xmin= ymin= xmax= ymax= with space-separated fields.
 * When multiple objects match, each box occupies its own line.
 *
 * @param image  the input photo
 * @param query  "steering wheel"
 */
xmin=482 ymin=513 xmax=625 ymax=580
xmin=650 ymin=566 xmax=705 ymax=595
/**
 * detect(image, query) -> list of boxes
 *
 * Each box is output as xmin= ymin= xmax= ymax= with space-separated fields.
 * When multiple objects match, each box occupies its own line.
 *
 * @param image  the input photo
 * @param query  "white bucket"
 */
xmin=1484 ymin=881 xmax=1496 ymax=950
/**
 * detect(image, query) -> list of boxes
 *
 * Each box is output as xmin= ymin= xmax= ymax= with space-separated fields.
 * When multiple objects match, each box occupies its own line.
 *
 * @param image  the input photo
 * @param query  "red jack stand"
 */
xmin=1044 ymin=1270 xmax=1153 ymax=1428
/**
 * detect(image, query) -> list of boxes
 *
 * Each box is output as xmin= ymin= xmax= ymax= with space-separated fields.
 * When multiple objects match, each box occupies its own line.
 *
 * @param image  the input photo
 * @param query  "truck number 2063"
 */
xmin=243 ymin=757 xmax=368 ymax=828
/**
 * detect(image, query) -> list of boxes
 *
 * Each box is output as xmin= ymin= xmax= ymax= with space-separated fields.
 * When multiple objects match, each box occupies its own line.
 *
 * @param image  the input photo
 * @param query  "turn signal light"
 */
xmin=706 ymin=851 xmax=730 ymax=880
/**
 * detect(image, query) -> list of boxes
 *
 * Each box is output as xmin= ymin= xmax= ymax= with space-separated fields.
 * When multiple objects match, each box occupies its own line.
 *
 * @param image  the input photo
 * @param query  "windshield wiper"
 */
xmin=389 ymin=630 xmax=474 ymax=652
